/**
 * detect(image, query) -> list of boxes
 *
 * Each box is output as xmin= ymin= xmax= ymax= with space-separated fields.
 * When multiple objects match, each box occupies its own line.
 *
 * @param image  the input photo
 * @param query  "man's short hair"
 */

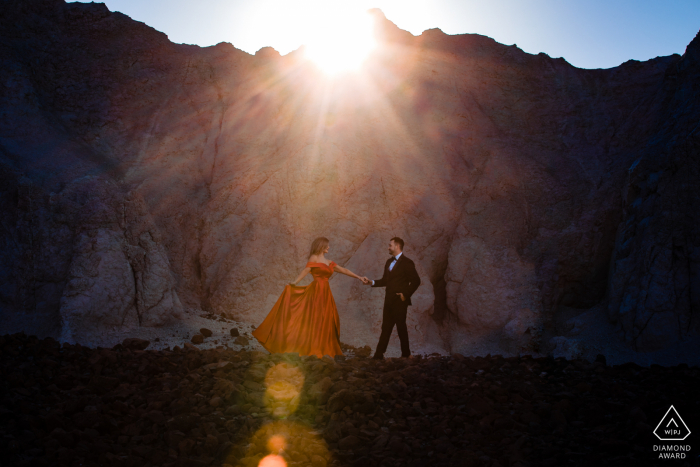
xmin=390 ymin=237 xmax=404 ymax=250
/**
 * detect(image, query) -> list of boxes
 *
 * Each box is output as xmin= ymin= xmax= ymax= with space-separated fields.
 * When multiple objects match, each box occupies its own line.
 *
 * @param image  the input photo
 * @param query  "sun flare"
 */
xmin=304 ymin=8 xmax=376 ymax=74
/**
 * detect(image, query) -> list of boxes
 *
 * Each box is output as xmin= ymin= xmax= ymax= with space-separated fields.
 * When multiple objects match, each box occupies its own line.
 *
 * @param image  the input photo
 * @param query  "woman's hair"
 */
xmin=309 ymin=237 xmax=330 ymax=258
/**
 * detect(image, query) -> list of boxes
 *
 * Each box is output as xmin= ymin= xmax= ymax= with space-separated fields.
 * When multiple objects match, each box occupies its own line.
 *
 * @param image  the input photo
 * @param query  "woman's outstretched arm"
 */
xmin=290 ymin=267 xmax=311 ymax=285
xmin=333 ymin=264 xmax=363 ymax=281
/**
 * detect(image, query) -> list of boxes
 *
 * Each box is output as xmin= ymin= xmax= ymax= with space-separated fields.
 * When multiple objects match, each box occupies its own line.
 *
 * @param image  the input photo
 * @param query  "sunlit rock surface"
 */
xmin=0 ymin=0 xmax=698 ymax=356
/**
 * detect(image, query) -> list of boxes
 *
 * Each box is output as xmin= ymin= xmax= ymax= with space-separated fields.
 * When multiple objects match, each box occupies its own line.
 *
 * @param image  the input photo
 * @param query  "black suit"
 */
xmin=372 ymin=254 xmax=421 ymax=357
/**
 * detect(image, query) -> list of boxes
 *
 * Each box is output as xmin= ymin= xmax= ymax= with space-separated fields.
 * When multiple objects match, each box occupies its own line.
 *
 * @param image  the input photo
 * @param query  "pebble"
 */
xmin=234 ymin=336 xmax=249 ymax=346
xmin=191 ymin=334 xmax=204 ymax=344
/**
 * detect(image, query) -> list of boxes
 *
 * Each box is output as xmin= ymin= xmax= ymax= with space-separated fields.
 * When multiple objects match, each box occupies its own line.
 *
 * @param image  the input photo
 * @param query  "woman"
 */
xmin=251 ymin=237 xmax=365 ymax=358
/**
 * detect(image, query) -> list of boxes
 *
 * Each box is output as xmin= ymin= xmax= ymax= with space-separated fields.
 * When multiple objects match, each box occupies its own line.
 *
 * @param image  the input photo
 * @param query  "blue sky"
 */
xmin=72 ymin=0 xmax=700 ymax=69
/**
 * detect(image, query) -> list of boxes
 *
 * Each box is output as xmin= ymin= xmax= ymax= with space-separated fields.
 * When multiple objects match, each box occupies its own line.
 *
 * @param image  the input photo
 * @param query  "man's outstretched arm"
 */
xmin=370 ymin=263 xmax=389 ymax=287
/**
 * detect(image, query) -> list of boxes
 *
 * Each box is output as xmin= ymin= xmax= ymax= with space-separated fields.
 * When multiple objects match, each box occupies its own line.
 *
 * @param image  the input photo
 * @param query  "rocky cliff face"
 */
xmin=0 ymin=0 xmax=698 ymax=356
xmin=607 ymin=31 xmax=700 ymax=352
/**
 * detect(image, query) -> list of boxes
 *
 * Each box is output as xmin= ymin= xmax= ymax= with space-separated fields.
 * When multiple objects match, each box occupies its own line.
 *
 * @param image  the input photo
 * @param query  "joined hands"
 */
xmin=360 ymin=276 xmax=371 ymax=285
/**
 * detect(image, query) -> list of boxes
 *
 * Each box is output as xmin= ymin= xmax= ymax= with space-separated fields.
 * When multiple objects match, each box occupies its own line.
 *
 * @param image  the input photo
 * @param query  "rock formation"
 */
xmin=606 ymin=33 xmax=700 ymax=352
xmin=0 ymin=0 xmax=698 ymax=356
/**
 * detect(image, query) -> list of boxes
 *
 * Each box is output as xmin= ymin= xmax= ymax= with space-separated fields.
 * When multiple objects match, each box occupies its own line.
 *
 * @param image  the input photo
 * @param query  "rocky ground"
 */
xmin=2 ymin=333 xmax=699 ymax=467
xmin=0 ymin=308 xmax=374 ymax=358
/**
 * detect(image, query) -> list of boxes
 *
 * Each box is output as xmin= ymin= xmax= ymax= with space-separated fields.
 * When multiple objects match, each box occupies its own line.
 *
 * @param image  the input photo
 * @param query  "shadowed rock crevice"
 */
xmin=430 ymin=275 xmax=450 ymax=327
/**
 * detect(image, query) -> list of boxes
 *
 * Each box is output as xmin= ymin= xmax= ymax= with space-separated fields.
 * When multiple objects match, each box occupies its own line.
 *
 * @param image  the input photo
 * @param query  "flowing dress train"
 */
xmin=251 ymin=262 xmax=343 ymax=358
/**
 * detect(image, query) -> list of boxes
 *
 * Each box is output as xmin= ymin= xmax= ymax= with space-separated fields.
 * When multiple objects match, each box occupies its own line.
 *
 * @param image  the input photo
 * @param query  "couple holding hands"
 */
xmin=252 ymin=236 xmax=421 ymax=360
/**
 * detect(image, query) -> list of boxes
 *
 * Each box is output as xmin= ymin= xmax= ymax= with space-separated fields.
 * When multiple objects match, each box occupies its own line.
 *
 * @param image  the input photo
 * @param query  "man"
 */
xmin=361 ymin=237 xmax=421 ymax=359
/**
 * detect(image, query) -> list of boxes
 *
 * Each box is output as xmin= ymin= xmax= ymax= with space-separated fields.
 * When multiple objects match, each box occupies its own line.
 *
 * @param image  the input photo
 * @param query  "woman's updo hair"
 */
xmin=308 ymin=237 xmax=329 ymax=259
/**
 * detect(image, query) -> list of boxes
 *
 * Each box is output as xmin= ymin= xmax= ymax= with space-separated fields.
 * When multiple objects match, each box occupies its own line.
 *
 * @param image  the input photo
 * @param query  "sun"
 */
xmin=303 ymin=8 xmax=376 ymax=75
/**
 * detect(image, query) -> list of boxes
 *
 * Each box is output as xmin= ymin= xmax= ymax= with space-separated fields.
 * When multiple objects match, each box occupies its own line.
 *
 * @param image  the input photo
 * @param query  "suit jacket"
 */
xmin=372 ymin=254 xmax=421 ymax=307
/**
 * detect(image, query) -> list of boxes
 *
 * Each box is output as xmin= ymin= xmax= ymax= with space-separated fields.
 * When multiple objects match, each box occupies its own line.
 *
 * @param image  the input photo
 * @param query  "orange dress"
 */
xmin=252 ymin=262 xmax=343 ymax=358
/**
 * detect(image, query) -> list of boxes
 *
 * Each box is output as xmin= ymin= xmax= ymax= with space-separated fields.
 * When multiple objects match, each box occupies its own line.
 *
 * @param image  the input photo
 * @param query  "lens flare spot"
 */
xmin=264 ymin=362 xmax=305 ymax=418
xmin=258 ymin=454 xmax=286 ymax=467
xmin=267 ymin=434 xmax=287 ymax=454
xmin=237 ymin=420 xmax=331 ymax=467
